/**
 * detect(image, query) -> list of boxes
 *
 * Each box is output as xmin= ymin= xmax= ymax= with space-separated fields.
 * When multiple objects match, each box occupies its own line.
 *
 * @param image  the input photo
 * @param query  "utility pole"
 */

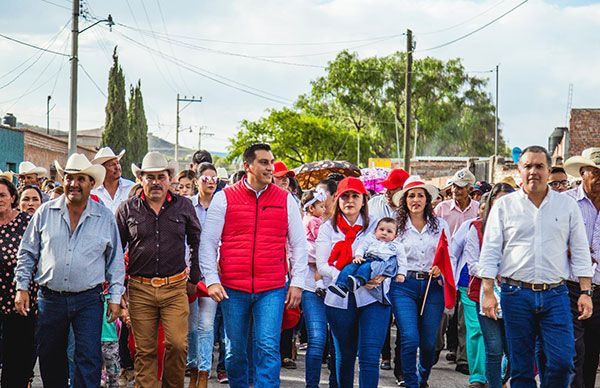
xmin=198 ymin=125 xmax=214 ymax=150
xmin=413 ymin=119 xmax=419 ymax=159
xmin=175 ymin=94 xmax=202 ymax=163
xmin=47 ymin=95 xmax=51 ymax=135
xmin=357 ymin=129 xmax=361 ymax=167
xmin=68 ymin=0 xmax=79 ymax=156
xmin=494 ymin=64 xmax=499 ymax=156
xmin=403 ymin=29 xmax=413 ymax=172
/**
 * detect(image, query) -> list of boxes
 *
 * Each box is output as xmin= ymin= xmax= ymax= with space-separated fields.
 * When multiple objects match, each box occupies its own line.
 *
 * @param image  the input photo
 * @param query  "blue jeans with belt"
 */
xmin=326 ymin=293 xmax=390 ymax=388
xmin=500 ymin=283 xmax=574 ymax=388
xmin=36 ymin=285 xmax=104 ymax=388
xmin=389 ymin=277 xmax=445 ymax=388
xmin=220 ymin=286 xmax=286 ymax=388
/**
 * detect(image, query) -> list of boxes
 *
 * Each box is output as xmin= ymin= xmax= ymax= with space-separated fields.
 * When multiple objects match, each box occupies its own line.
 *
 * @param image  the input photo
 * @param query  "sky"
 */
xmin=1 ymin=0 xmax=599 ymax=156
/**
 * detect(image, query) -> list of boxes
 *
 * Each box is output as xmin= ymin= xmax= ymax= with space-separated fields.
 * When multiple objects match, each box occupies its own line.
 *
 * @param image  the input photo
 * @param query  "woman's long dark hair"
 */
xmin=396 ymin=189 xmax=439 ymax=236
xmin=330 ymin=194 xmax=369 ymax=233
xmin=481 ymin=183 xmax=515 ymax=232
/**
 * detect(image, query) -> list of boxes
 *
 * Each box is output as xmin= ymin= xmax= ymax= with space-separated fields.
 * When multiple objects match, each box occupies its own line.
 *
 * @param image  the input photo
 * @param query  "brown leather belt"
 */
xmin=129 ymin=271 xmax=187 ymax=288
xmin=502 ymin=277 xmax=565 ymax=292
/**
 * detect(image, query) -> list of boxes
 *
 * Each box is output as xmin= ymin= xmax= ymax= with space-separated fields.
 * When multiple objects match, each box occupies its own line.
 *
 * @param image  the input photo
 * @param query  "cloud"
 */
xmin=1 ymin=0 xmax=599 ymax=156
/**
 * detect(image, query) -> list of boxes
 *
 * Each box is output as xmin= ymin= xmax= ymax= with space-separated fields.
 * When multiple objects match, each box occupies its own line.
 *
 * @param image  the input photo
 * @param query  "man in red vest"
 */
xmin=199 ymin=143 xmax=307 ymax=387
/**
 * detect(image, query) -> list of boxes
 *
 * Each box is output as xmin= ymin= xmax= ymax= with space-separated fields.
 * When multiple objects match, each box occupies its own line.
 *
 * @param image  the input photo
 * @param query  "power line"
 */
xmin=417 ymin=0 xmax=529 ymax=52
xmin=79 ymin=63 xmax=107 ymax=98
xmin=418 ymin=0 xmax=512 ymax=35
xmin=40 ymin=0 xmax=70 ymax=10
xmin=0 ymin=32 xmax=70 ymax=57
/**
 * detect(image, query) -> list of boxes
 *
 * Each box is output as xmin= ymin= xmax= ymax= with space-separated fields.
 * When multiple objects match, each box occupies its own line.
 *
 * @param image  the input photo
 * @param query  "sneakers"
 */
xmin=328 ymin=284 xmax=348 ymax=298
xmin=380 ymin=360 xmax=392 ymax=370
xmin=216 ymin=370 xmax=228 ymax=384
xmin=348 ymin=276 xmax=360 ymax=292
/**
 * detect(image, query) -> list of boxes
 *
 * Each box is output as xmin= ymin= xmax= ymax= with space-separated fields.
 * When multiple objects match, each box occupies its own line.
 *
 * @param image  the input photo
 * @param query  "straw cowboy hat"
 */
xmin=392 ymin=175 xmax=440 ymax=207
xmin=17 ymin=161 xmax=47 ymax=177
xmin=0 ymin=169 xmax=14 ymax=181
xmin=131 ymin=152 xmax=176 ymax=178
xmin=564 ymin=147 xmax=600 ymax=178
xmin=55 ymin=154 xmax=106 ymax=189
xmin=91 ymin=147 xmax=126 ymax=165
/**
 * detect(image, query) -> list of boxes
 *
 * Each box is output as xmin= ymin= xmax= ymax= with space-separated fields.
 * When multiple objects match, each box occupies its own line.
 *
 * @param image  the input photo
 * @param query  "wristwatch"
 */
xmin=580 ymin=289 xmax=593 ymax=297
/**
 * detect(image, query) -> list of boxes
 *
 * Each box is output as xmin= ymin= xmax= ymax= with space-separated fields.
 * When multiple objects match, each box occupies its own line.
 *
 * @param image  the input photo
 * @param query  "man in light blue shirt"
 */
xmin=14 ymin=153 xmax=125 ymax=388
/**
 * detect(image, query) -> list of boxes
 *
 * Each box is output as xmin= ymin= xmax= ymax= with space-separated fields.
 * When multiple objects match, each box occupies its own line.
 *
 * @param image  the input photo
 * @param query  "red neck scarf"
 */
xmin=328 ymin=214 xmax=363 ymax=270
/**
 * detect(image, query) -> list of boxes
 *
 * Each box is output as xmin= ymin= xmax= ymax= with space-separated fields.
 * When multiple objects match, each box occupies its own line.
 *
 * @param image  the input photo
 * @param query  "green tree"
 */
xmin=125 ymin=80 xmax=149 ymax=172
xmin=102 ymin=47 xmax=129 ymax=161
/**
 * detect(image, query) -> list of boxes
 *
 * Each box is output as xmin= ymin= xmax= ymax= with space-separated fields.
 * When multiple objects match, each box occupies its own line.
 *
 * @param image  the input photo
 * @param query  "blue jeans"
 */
xmin=187 ymin=297 xmax=218 ymax=371
xmin=302 ymin=290 xmax=337 ymax=388
xmin=326 ymin=294 xmax=390 ymax=388
xmin=477 ymin=311 xmax=509 ymax=388
xmin=336 ymin=262 xmax=373 ymax=289
xmin=37 ymin=285 xmax=104 ymax=388
xmin=389 ymin=277 xmax=445 ymax=388
xmin=221 ymin=286 xmax=286 ymax=388
xmin=500 ymin=283 xmax=574 ymax=388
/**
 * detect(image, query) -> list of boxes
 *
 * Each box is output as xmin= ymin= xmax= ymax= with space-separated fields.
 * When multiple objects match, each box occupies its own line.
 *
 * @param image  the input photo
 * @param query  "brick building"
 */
xmin=549 ymin=108 xmax=600 ymax=164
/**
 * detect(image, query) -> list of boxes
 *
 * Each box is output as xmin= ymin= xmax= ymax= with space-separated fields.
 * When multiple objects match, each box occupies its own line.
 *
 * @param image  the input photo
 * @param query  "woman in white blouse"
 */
xmin=389 ymin=176 xmax=450 ymax=388
xmin=316 ymin=177 xmax=390 ymax=388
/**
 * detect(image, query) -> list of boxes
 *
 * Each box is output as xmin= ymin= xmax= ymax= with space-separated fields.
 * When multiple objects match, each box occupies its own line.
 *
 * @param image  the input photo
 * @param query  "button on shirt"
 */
xmin=92 ymin=177 xmax=135 ymax=214
xmin=15 ymin=196 xmax=125 ymax=304
xmin=199 ymin=183 xmax=307 ymax=290
xmin=564 ymin=185 xmax=600 ymax=284
xmin=116 ymin=193 xmax=202 ymax=284
xmin=478 ymin=189 xmax=593 ymax=283
xmin=435 ymin=199 xmax=479 ymax=236
xmin=399 ymin=217 xmax=451 ymax=272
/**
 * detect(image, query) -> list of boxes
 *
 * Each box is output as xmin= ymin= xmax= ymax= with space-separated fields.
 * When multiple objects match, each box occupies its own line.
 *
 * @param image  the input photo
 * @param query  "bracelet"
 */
xmin=580 ymin=289 xmax=593 ymax=297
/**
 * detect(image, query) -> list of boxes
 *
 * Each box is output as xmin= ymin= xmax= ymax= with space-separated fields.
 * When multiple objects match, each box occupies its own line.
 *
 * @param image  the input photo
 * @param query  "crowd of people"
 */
xmin=0 ymin=142 xmax=598 ymax=388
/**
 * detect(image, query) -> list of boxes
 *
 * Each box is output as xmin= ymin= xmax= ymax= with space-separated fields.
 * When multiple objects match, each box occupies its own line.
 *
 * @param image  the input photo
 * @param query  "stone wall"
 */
xmin=568 ymin=109 xmax=600 ymax=157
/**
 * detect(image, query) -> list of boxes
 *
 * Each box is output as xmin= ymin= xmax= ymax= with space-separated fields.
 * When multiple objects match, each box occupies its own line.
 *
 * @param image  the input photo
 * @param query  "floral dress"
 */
xmin=0 ymin=211 xmax=36 ymax=315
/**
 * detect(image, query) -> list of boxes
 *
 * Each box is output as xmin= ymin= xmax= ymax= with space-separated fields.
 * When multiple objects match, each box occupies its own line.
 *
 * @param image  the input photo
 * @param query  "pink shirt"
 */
xmin=434 ymin=199 xmax=480 ymax=237
xmin=303 ymin=214 xmax=323 ymax=263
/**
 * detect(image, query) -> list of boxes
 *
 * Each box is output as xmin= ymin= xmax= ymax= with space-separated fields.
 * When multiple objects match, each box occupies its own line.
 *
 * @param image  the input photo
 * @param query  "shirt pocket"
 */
xmin=168 ymin=215 xmax=186 ymax=236
xmin=128 ymin=215 xmax=150 ymax=240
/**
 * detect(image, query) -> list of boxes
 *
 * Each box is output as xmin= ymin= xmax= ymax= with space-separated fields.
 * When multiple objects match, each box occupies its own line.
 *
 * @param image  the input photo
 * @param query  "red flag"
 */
xmin=432 ymin=229 xmax=456 ymax=309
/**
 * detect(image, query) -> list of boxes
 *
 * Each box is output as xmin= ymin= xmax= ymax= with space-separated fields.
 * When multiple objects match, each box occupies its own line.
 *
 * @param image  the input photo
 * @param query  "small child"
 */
xmin=101 ymin=292 xmax=120 ymax=388
xmin=329 ymin=217 xmax=407 ymax=298
xmin=302 ymin=189 xmax=328 ymax=296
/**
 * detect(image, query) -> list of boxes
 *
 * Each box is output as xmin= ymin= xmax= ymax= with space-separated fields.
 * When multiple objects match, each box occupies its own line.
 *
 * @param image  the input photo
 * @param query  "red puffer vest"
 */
xmin=219 ymin=181 xmax=289 ymax=293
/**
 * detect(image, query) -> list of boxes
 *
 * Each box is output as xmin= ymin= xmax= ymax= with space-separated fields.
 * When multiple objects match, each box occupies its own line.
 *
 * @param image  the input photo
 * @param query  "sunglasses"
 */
xmin=199 ymin=176 xmax=219 ymax=183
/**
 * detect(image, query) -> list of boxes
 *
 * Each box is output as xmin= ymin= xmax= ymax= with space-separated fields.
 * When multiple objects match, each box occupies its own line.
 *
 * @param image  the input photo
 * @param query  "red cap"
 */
xmin=335 ymin=177 xmax=368 ymax=199
xmin=381 ymin=168 xmax=410 ymax=190
xmin=273 ymin=161 xmax=295 ymax=178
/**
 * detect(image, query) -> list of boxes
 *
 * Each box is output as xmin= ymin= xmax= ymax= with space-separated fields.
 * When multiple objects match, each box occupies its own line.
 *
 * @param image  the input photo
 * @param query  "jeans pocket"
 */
xmin=550 ymin=284 xmax=568 ymax=296
xmin=500 ymin=283 xmax=521 ymax=295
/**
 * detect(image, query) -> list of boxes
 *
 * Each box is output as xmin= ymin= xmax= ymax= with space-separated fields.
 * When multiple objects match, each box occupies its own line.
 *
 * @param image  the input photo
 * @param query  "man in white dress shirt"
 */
xmin=480 ymin=145 xmax=593 ymax=388
xmin=91 ymin=147 xmax=134 ymax=214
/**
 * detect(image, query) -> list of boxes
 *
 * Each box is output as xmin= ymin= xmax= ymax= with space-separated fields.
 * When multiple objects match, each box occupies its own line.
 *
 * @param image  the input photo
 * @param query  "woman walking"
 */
xmin=464 ymin=183 xmax=515 ymax=388
xmin=389 ymin=176 xmax=450 ymax=388
xmin=0 ymin=178 xmax=36 ymax=387
xmin=187 ymin=163 xmax=219 ymax=388
xmin=316 ymin=177 xmax=390 ymax=388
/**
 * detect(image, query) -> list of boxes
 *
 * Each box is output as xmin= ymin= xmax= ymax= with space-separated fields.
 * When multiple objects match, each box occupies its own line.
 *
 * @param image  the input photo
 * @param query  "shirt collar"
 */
xmin=406 ymin=217 xmax=431 ymax=234
xmin=450 ymin=198 xmax=474 ymax=213
xmin=517 ymin=187 xmax=553 ymax=207
xmin=576 ymin=184 xmax=589 ymax=202
xmin=341 ymin=214 xmax=364 ymax=227
xmin=140 ymin=190 xmax=173 ymax=203
xmin=49 ymin=195 xmax=102 ymax=217
xmin=243 ymin=178 xmax=270 ymax=196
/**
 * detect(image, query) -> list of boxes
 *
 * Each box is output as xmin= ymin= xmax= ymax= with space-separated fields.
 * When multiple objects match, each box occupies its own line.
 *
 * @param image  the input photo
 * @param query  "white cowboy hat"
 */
xmin=0 ymin=169 xmax=15 ymax=181
xmin=17 ymin=161 xmax=47 ymax=177
xmin=55 ymin=154 xmax=106 ymax=189
xmin=216 ymin=167 xmax=229 ymax=180
xmin=131 ymin=152 xmax=175 ymax=178
xmin=564 ymin=147 xmax=600 ymax=178
xmin=91 ymin=147 xmax=126 ymax=165
xmin=392 ymin=175 xmax=440 ymax=207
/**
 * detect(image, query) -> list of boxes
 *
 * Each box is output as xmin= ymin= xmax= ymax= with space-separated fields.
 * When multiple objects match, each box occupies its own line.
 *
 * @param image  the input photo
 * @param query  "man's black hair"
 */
xmin=317 ymin=178 xmax=337 ymax=196
xmin=192 ymin=150 xmax=212 ymax=165
xmin=519 ymin=145 xmax=552 ymax=167
xmin=243 ymin=143 xmax=272 ymax=164
xmin=550 ymin=166 xmax=566 ymax=175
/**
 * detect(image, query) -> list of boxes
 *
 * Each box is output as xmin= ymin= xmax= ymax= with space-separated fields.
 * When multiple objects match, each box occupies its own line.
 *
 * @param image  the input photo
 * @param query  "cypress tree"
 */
xmin=102 ymin=47 xmax=129 ymax=167
xmin=126 ymin=80 xmax=149 ymax=168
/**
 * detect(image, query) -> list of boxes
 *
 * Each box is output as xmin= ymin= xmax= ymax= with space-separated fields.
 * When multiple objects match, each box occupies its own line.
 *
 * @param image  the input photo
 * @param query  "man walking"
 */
xmin=480 ymin=145 xmax=593 ymax=388
xmin=116 ymin=151 xmax=201 ymax=388
xmin=14 ymin=153 xmax=125 ymax=388
xmin=368 ymin=168 xmax=409 ymax=220
xmin=564 ymin=147 xmax=600 ymax=388
xmin=91 ymin=147 xmax=134 ymax=214
xmin=200 ymin=143 xmax=307 ymax=388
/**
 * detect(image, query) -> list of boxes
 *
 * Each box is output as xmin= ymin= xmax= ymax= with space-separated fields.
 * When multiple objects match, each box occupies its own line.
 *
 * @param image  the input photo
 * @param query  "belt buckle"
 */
xmin=531 ymin=283 xmax=547 ymax=292
xmin=150 ymin=277 xmax=164 ymax=288
xmin=416 ymin=273 xmax=426 ymax=280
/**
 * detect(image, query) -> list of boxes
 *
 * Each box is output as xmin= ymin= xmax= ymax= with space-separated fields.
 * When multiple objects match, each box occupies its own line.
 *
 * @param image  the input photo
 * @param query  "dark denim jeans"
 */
xmin=326 ymin=294 xmax=390 ymax=388
xmin=477 ymin=310 xmax=509 ymax=388
xmin=36 ymin=285 xmax=104 ymax=388
xmin=221 ymin=286 xmax=286 ymax=388
xmin=336 ymin=262 xmax=373 ymax=290
xmin=302 ymin=290 xmax=338 ymax=388
xmin=500 ymin=283 xmax=574 ymax=388
xmin=389 ymin=277 xmax=444 ymax=388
